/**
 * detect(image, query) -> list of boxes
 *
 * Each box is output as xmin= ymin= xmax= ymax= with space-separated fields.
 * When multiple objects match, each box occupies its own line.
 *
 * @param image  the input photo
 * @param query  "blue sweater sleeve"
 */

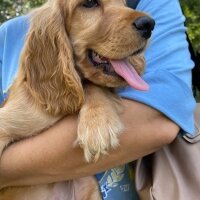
xmin=0 ymin=63 xmax=3 ymax=104
xmin=117 ymin=0 xmax=196 ymax=134
xmin=0 ymin=24 xmax=5 ymax=104
xmin=0 ymin=62 xmax=3 ymax=105
xmin=0 ymin=16 xmax=29 ymax=103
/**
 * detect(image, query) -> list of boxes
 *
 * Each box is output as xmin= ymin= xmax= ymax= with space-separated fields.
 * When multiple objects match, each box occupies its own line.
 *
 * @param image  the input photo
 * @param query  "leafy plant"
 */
xmin=0 ymin=0 xmax=45 ymax=24
xmin=181 ymin=0 xmax=200 ymax=50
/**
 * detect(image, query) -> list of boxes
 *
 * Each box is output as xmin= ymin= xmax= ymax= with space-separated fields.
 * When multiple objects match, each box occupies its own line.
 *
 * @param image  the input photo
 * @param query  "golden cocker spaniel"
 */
xmin=0 ymin=0 xmax=155 ymax=199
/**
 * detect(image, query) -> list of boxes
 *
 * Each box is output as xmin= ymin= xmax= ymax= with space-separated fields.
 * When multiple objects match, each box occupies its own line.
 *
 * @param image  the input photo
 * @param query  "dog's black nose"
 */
xmin=133 ymin=16 xmax=155 ymax=39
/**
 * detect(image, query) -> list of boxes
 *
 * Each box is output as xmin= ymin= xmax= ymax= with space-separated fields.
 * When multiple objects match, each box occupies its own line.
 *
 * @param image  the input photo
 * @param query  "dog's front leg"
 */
xmin=77 ymin=85 xmax=124 ymax=162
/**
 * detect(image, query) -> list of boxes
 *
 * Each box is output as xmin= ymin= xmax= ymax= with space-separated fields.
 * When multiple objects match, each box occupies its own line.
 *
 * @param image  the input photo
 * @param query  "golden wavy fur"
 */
xmin=0 ymin=0 xmax=152 ymax=199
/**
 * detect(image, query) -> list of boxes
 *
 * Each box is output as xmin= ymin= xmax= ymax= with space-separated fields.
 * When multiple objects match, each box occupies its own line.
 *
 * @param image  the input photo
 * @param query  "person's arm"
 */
xmin=0 ymin=99 xmax=179 ymax=189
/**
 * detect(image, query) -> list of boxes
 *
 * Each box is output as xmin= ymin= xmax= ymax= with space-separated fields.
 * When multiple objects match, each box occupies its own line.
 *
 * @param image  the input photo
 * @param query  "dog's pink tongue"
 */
xmin=110 ymin=59 xmax=149 ymax=91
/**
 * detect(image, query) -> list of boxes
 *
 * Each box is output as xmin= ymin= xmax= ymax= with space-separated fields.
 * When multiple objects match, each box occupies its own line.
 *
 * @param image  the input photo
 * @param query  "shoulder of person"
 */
xmin=138 ymin=0 xmax=183 ymax=16
xmin=0 ymin=15 xmax=30 ymax=43
xmin=1 ymin=15 xmax=29 ymax=30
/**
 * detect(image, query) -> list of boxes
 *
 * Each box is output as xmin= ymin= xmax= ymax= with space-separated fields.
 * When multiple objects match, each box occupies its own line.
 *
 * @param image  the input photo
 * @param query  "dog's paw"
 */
xmin=76 ymin=107 xmax=124 ymax=162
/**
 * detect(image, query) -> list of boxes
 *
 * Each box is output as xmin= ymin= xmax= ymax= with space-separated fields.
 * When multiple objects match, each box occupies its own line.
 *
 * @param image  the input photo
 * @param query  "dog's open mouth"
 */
xmin=88 ymin=50 xmax=117 ymax=76
xmin=88 ymin=49 xmax=149 ymax=91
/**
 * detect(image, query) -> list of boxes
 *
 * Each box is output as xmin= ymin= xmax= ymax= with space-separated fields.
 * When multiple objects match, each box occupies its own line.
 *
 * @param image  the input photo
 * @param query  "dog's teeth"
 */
xmin=91 ymin=50 xmax=110 ymax=65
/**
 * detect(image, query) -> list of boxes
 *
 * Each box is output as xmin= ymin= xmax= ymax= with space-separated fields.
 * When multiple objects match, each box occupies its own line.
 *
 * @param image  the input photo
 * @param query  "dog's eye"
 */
xmin=82 ymin=0 xmax=99 ymax=8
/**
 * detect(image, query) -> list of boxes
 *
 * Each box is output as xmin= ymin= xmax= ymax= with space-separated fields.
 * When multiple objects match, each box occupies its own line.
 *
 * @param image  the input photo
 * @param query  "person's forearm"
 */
xmin=0 ymin=99 xmax=179 ymax=189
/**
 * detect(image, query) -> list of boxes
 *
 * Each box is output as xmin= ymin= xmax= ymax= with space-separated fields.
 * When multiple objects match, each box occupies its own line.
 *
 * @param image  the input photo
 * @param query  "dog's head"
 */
xmin=67 ymin=0 xmax=155 ymax=89
xmin=20 ymin=0 xmax=154 ymax=115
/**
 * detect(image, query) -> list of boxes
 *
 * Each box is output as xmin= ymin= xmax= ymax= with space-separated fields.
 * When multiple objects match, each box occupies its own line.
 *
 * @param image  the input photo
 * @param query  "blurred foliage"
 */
xmin=181 ymin=0 xmax=200 ymax=50
xmin=197 ymin=92 xmax=200 ymax=102
xmin=0 ymin=0 xmax=199 ymax=49
xmin=0 ymin=0 xmax=45 ymax=24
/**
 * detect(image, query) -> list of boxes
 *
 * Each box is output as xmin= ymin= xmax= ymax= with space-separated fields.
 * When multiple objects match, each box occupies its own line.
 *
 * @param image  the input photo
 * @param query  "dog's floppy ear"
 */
xmin=19 ymin=3 xmax=84 ymax=115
